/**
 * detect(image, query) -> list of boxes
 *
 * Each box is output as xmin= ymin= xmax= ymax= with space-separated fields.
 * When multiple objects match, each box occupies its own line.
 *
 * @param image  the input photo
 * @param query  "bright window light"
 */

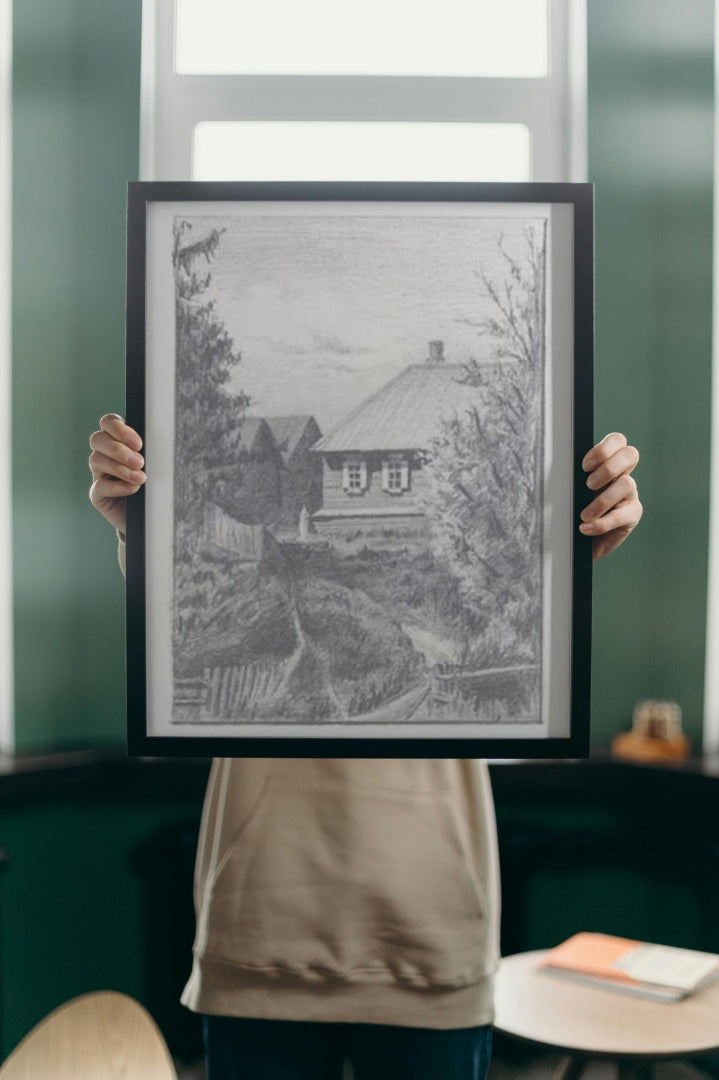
xmin=193 ymin=121 xmax=532 ymax=182
xmin=176 ymin=0 xmax=548 ymax=78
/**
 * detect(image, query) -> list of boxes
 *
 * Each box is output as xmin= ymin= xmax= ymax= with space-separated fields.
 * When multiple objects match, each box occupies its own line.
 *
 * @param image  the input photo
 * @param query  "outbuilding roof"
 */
xmin=236 ymin=416 xmax=270 ymax=453
xmin=312 ymin=363 xmax=477 ymax=453
xmin=266 ymin=416 xmax=320 ymax=464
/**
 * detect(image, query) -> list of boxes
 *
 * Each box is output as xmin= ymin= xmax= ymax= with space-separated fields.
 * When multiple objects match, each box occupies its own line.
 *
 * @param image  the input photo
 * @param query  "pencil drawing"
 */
xmin=169 ymin=212 xmax=547 ymax=727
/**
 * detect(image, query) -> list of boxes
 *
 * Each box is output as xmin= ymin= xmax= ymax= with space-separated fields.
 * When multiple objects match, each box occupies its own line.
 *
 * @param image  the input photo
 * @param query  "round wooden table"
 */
xmin=494 ymin=949 xmax=719 ymax=1079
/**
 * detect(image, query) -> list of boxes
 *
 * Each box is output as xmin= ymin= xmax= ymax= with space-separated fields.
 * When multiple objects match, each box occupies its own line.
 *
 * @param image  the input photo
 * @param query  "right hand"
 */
xmin=88 ymin=414 xmax=146 ymax=535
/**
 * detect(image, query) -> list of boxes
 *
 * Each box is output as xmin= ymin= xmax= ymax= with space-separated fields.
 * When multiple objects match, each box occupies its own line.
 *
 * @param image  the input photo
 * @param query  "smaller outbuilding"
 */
xmin=218 ymin=414 xmax=323 ymax=530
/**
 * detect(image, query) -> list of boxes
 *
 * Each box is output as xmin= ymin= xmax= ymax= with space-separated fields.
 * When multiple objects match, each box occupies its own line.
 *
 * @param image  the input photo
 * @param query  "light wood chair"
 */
xmin=0 ymin=991 xmax=178 ymax=1079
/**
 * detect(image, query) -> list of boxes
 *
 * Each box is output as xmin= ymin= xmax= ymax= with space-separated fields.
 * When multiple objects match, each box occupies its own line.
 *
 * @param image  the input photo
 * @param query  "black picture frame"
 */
xmin=126 ymin=181 xmax=593 ymax=758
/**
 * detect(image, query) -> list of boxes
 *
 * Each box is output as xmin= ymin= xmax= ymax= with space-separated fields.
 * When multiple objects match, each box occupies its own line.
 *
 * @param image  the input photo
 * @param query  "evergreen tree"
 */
xmin=172 ymin=220 xmax=249 ymax=671
xmin=173 ymin=220 xmax=249 ymax=540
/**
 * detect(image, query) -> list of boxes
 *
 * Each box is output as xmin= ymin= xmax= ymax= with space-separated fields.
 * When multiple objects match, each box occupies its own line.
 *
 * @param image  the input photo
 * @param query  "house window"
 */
xmin=343 ymin=458 xmax=367 ymax=494
xmin=382 ymin=458 xmax=409 ymax=494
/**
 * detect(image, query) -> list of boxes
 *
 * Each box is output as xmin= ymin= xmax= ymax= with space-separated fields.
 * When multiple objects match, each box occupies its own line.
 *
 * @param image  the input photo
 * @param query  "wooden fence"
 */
xmin=202 ymin=657 xmax=291 ymax=716
xmin=429 ymin=662 xmax=540 ymax=705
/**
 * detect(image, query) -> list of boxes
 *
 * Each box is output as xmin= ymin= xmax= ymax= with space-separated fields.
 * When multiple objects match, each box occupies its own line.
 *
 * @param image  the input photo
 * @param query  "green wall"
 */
xmin=0 ymin=779 xmax=206 ymax=1058
xmin=587 ymin=0 xmax=714 ymax=748
xmin=12 ymin=0 xmax=142 ymax=752
xmin=10 ymin=1 xmax=716 ymax=750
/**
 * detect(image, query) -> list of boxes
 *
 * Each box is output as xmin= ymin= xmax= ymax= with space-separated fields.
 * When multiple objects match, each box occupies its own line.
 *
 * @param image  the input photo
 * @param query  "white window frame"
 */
xmin=140 ymin=0 xmax=588 ymax=183
xmin=0 ymin=0 xmax=12 ymax=753
xmin=382 ymin=456 xmax=409 ymax=494
xmin=703 ymin=3 xmax=719 ymax=754
xmin=342 ymin=457 xmax=367 ymax=494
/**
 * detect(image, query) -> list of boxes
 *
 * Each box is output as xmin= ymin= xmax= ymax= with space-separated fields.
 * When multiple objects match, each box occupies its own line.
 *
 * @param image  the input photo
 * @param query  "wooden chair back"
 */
xmin=0 ymin=991 xmax=178 ymax=1079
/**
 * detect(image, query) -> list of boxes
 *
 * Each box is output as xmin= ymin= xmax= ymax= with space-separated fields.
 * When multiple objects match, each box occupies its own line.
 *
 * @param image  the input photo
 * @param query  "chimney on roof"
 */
xmin=428 ymin=340 xmax=445 ymax=364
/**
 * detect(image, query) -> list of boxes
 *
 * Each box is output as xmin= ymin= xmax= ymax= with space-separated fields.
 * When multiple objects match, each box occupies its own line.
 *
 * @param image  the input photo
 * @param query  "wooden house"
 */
xmin=226 ymin=417 xmax=284 ymax=525
xmin=216 ymin=414 xmax=322 ymax=530
xmin=311 ymin=341 xmax=471 ymax=538
xmin=266 ymin=415 xmax=323 ymax=525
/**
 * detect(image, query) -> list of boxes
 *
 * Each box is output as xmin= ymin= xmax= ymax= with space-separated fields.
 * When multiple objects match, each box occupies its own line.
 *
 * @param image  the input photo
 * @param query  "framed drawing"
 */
xmin=125 ymin=181 xmax=593 ymax=758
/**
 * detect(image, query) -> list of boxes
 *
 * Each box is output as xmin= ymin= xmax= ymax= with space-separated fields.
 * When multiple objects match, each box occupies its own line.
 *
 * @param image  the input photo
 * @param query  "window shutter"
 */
xmin=400 ymin=460 xmax=409 ymax=490
xmin=359 ymin=459 xmax=368 ymax=490
xmin=381 ymin=459 xmax=390 ymax=491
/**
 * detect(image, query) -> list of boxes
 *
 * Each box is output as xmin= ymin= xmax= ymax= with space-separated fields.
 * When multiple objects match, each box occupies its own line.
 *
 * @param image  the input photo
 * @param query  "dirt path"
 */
xmin=344 ymin=678 xmax=431 ymax=725
xmin=276 ymin=551 xmax=350 ymax=720
xmin=272 ymin=544 xmax=446 ymax=723
xmin=401 ymin=623 xmax=458 ymax=667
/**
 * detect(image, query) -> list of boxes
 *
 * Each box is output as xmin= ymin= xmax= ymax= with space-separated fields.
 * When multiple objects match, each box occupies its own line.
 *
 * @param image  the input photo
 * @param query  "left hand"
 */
xmin=579 ymin=433 xmax=642 ymax=560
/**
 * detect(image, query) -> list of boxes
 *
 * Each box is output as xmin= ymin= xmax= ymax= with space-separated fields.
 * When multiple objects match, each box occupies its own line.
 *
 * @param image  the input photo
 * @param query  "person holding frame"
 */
xmin=89 ymin=417 xmax=641 ymax=1080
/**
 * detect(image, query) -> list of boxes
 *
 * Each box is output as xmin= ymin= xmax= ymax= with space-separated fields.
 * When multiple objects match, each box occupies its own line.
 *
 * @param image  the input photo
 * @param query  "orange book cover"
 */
xmin=541 ymin=933 xmax=641 ymax=985
xmin=540 ymin=933 xmax=719 ymax=1001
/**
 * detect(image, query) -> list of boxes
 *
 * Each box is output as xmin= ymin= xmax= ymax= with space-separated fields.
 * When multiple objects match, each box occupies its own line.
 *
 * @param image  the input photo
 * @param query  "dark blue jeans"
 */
xmin=203 ymin=1015 xmax=493 ymax=1080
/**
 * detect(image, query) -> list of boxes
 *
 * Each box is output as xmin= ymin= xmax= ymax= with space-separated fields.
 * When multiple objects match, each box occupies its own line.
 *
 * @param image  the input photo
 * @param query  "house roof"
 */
xmin=265 ymin=416 xmax=319 ymax=464
xmin=312 ymin=364 xmax=478 ymax=453
xmin=236 ymin=416 xmax=269 ymax=453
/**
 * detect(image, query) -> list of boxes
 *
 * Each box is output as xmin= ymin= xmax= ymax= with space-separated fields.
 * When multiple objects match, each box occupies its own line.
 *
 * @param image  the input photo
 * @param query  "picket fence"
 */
xmin=203 ymin=657 xmax=291 ymax=715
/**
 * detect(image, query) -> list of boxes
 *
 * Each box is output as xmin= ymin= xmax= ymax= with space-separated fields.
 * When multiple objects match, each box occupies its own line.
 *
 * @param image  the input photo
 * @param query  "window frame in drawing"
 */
xmin=125 ymin=180 xmax=593 ymax=758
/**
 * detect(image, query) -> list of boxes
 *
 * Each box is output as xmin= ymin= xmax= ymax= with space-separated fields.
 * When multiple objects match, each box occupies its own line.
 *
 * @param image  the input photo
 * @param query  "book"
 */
xmin=539 ymin=932 xmax=719 ymax=1002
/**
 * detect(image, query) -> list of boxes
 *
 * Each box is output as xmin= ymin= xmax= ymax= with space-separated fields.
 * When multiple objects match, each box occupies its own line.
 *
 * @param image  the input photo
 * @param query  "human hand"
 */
xmin=579 ymin=433 xmax=642 ymax=561
xmin=88 ymin=414 xmax=145 ymax=536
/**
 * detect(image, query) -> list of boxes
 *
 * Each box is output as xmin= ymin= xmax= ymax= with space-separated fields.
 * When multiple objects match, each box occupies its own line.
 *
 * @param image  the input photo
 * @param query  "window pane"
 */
xmin=176 ymin=0 xmax=548 ymax=77
xmin=193 ymin=121 xmax=531 ymax=182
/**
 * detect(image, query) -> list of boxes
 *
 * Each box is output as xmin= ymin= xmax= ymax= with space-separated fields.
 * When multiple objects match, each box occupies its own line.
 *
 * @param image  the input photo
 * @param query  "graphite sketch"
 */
xmin=170 ymin=211 xmax=547 ymax=727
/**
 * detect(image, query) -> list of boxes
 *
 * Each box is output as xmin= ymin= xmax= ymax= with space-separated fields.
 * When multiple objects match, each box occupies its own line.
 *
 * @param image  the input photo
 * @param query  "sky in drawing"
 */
xmin=183 ymin=211 xmax=545 ymax=435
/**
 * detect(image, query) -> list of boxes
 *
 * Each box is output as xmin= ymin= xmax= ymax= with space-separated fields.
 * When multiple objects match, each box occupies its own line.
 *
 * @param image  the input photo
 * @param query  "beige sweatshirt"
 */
xmin=120 ymin=538 xmax=501 ymax=1029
